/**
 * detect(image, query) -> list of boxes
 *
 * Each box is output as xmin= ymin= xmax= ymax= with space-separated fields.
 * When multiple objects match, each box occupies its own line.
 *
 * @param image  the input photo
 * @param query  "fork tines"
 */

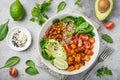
xmin=99 ymin=46 xmax=114 ymax=61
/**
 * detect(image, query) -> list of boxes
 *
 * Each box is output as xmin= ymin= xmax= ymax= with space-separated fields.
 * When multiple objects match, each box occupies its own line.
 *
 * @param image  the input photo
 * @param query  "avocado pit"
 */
xmin=98 ymin=0 xmax=110 ymax=13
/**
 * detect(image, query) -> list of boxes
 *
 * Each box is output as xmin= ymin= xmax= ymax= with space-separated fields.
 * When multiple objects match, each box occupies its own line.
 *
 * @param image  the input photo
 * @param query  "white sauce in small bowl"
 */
xmin=7 ymin=26 xmax=32 ymax=51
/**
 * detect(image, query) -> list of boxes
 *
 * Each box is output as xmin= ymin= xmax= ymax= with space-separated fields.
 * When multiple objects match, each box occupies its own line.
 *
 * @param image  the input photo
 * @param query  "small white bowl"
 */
xmin=7 ymin=26 xmax=32 ymax=51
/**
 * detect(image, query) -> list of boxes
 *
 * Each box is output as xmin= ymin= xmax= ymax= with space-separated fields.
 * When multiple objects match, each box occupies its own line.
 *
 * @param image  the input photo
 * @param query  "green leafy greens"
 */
xmin=40 ymin=38 xmax=54 ymax=60
xmin=0 ymin=56 xmax=20 ymax=69
xmin=102 ymin=34 xmax=113 ymax=43
xmin=57 ymin=1 xmax=66 ymax=12
xmin=30 ymin=0 xmax=52 ymax=26
xmin=25 ymin=67 xmax=39 ymax=75
xmin=26 ymin=60 xmax=35 ymax=68
xmin=52 ymin=16 xmax=94 ymax=36
xmin=52 ymin=18 xmax=60 ymax=24
xmin=75 ymin=0 xmax=81 ymax=7
xmin=0 ymin=20 xmax=9 ymax=41
xmin=96 ymin=66 xmax=112 ymax=78
xmin=25 ymin=60 xmax=39 ymax=75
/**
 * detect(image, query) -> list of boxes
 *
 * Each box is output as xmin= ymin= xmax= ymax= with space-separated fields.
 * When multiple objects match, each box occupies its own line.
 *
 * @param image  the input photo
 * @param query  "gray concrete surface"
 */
xmin=0 ymin=0 xmax=120 ymax=80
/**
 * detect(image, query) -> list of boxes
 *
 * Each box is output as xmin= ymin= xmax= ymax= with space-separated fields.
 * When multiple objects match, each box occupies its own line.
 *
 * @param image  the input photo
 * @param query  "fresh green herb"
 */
xmin=30 ymin=0 xmax=52 ymax=26
xmin=26 ymin=60 xmax=35 ymax=68
xmin=79 ymin=22 xmax=89 ymax=29
xmin=75 ymin=0 xmax=81 ymax=7
xmin=87 ymin=31 xmax=95 ymax=36
xmin=74 ymin=16 xmax=85 ymax=28
xmin=40 ymin=39 xmax=54 ymax=60
xmin=61 ymin=16 xmax=75 ymax=23
xmin=42 ymin=13 xmax=49 ymax=19
xmin=76 ymin=23 xmax=93 ymax=34
xmin=67 ymin=32 xmax=72 ymax=36
xmin=59 ymin=16 xmax=94 ymax=34
xmin=57 ymin=1 xmax=66 ymax=12
xmin=25 ymin=67 xmax=39 ymax=75
xmin=0 ymin=56 xmax=20 ymax=69
xmin=41 ymin=50 xmax=54 ymax=60
xmin=25 ymin=60 xmax=39 ymax=75
xmin=52 ymin=18 xmax=60 ymax=24
xmin=40 ymin=38 xmax=48 ymax=49
xmin=96 ymin=66 xmax=112 ymax=78
xmin=0 ymin=20 xmax=9 ymax=41
xmin=30 ymin=17 xmax=35 ymax=22
xmin=102 ymin=34 xmax=113 ymax=43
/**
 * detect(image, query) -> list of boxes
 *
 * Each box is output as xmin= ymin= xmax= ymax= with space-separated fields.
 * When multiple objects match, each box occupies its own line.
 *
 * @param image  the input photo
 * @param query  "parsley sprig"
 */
xmin=96 ymin=66 xmax=112 ymax=78
xmin=30 ymin=0 xmax=52 ymax=26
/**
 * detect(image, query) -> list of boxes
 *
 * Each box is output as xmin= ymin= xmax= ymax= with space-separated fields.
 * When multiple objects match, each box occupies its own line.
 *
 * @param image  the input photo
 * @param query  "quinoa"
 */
xmin=61 ymin=21 xmax=75 ymax=44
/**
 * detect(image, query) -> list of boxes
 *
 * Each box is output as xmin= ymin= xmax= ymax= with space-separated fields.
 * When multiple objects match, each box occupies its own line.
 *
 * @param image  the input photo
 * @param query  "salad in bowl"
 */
xmin=38 ymin=12 xmax=100 ymax=75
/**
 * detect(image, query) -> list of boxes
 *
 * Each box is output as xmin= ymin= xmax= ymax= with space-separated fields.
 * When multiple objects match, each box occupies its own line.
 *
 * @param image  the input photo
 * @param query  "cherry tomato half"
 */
xmin=104 ymin=21 xmax=114 ymax=29
xmin=9 ymin=67 xmax=18 ymax=77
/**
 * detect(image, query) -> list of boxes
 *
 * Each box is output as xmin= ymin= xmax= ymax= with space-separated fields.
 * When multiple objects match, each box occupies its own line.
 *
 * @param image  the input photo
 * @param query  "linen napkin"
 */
xmin=36 ymin=9 xmax=100 ymax=80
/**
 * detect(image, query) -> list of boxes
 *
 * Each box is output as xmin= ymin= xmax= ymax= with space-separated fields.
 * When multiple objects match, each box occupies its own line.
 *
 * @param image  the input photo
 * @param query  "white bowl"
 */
xmin=38 ymin=12 xmax=100 ymax=75
xmin=7 ymin=26 xmax=32 ymax=51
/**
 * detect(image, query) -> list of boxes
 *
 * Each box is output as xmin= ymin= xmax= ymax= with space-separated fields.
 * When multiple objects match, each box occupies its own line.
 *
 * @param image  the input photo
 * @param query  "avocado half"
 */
xmin=94 ymin=0 xmax=113 ymax=21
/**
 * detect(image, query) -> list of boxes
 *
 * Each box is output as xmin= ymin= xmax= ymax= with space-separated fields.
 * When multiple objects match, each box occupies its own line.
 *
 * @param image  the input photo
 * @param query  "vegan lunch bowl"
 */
xmin=38 ymin=12 xmax=100 ymax=75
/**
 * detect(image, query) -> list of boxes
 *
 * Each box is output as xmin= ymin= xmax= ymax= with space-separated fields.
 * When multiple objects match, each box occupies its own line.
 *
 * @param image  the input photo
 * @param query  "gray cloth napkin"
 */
xmin=36 ymin=10 xmax=100 ymax=80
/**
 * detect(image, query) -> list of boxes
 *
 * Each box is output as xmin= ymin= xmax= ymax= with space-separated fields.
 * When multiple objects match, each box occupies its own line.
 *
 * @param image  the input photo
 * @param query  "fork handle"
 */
xmin=81 ymin=61 xmax=99 ymax=80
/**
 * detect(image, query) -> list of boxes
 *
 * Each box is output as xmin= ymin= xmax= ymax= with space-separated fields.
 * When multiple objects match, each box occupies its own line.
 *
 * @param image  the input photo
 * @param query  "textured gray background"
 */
xmin=0 ymin=0 xmax=120 ymax=80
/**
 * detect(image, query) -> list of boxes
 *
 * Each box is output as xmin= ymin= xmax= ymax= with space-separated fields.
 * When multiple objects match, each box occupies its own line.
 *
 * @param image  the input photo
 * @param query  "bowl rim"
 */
xmin=38 ymin=12 xmax=100 ymax=75
xmin=7 ymin=26 xmax=32 ymax=51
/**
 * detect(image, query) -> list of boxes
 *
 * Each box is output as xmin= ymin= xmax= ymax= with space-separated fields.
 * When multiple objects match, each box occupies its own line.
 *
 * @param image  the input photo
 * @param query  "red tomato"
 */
xmin=79 ymin=34 xmax=89 ymax=40
xmin=104 ymin=21 xmax=114 ymax=29
xmin=89 ymin=37 xmax=95 ymax=43
xmin=84 ymin=40 xmax=91 ymax=49
xmin=73 ymin=39 xmax=78 ymax=45
xmin=63 ymin=44 xmax=71 ymax=52
xmin=9 ymin=67 xmax=18 ymax=77
xmin=78 ymin=38 xmax=82 ymax=47
xmin=90 ymin=43 xmax=94 ymax=49
xmin=74 ymin=33 xmax=79 ymax=39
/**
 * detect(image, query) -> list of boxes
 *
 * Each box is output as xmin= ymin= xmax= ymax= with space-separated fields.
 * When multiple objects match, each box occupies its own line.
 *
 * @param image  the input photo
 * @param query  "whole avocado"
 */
xmin=10 ymin=0 xmax=25 ymax=21
xmin=94 ymin=0 xmax=113 ymax=21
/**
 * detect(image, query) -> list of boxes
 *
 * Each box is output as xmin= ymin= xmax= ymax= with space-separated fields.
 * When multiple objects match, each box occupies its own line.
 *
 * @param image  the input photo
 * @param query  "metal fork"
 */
xmin=81 ymin=46 xmax=114 ymax=80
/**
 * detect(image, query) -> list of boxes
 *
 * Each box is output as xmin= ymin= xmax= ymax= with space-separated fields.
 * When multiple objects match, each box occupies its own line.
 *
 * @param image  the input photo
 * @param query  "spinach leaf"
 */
xmin=0 ymin=20 xmax=9 ymax=41
xmin=79 ymin=22 xmax=89 ymax=29
xmin=40 ymin=38 xmax=54 ymax=61
xmin=52 ymin=18 xmax=60 ymax=24
xmin=25 ymin=60 xmax=39 ymax=75
xmin=41 ymin=50 xmax=54 ymax=60
xmin=40 ymin=38 xmax=48 ymax=49
xmin=74 ymin=16 xmax=85 ymax=28
xmin=0 ymin=56 xmax=20 ymax=69
xmin=57 ymin=1 xmax=66 ymax=12
xmin=87 ymin=31 xmax=95 ymax=36
xmin=61 ymin=16 xmax=75 ymax=23
xmin=25 ymin=67 xmax=39 ymax=75
xmin=102 ymin=34 xmax=113 ymax=43
xmin=26 ymin=60 xmax=35 ymax=68
xmin=76 ymin=24 xmax=93 ymax=34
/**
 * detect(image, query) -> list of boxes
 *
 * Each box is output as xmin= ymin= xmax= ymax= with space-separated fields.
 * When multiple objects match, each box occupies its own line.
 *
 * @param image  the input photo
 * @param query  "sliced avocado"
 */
xmin=45 ymin=39 xmax=67 ymax=60
xmin=94 ymin=0 xmax=113 ymax=21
